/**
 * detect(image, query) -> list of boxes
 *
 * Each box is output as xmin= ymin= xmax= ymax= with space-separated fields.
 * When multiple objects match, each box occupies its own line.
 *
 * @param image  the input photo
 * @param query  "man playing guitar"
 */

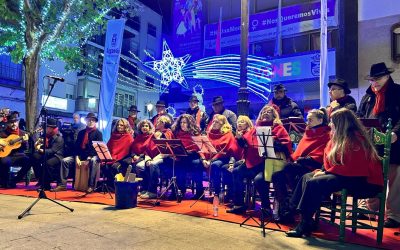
xmin=0 ymin=113 xmax=30 ymax=188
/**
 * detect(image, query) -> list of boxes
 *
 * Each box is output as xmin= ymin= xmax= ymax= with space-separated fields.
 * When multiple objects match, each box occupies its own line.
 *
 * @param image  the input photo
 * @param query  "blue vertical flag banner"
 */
xmin=319 ymin=0 xmax=329 ymax=107
xmin=98 ymin=19 xmax=126 ymax=143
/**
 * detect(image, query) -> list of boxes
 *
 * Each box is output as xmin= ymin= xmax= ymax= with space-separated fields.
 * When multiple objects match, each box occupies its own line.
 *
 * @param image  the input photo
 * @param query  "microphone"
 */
xmin=45 ymin=75 xmax=65 ymax=82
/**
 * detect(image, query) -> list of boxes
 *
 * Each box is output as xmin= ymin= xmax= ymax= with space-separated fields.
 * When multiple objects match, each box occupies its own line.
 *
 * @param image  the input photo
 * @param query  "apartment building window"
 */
xmin=114 ymin=92 xmax=135 ymax=117
xmin=146 ymin=77 xmax=154 ymax=89
xmin=282 ymin=34 xmax=309 ymax=55
xmin=148 ymin=23 xmax=157 ymax=37
xmin=127 ymin=16 xmax=140 ymax=31
xmin=66 ymin=94 xmax=73 ymax=99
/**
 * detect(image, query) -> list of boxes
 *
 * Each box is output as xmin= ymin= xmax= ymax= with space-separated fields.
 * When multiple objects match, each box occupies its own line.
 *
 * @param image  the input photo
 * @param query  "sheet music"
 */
xmin=255 ymin=126 xmax=276 ymax=158
xmin=192 ymin=135 xmax=218 ymax=154
xmin=92 ymin=141 xmax=113 ymax=161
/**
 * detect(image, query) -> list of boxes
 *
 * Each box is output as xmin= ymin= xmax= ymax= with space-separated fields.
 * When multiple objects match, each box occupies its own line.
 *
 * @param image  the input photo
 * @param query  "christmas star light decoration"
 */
xmin=145 ymin=40 xmax=191 ymax=93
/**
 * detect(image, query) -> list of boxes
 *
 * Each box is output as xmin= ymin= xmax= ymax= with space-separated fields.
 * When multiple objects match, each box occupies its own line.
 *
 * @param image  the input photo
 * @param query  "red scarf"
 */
xmin=157 ymin=128 xmax=174 ymax=139
xmin=207 ymin=129 xmax=240 ymax=160
xmin=291 ymin=125 xmax=330 ymax=164
xmin=372 ymin=83 xmax=388 ymax=115
xmin=241 ymin=128 xmax=263 ymax=168
xmin=6 ymin=127 xmax=20 ymax=135
xmin=174 ymin=130 xmax=200 ymax=153
xmin=130 ymin=132 xmax=158 ymax=158
xmin=107 ymin=132 xmax=134 ymax=161
xmin=81 ymin=126 xmax=97 ymax=150
xmin=45 ymin=127 xmax=59 ymax=148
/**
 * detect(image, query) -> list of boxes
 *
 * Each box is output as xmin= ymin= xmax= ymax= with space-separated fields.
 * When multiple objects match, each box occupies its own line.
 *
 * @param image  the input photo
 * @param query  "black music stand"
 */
xmin=240 ymin=126 xmax=281 ymax=237
xmin=18 ymin=78 xmax=73 ymax=219
xmin=152 ymin=139 xmax=187 ymax=205
xmin=80 ymin=141 xmax=114 ymax=199
xmin=189 ymin=135 xmax=218 ymax=208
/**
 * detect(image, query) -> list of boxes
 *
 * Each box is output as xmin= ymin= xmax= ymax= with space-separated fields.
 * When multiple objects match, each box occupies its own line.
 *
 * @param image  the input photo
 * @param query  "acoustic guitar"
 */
xmin=0 ymin=128 xmax=42 ymax=158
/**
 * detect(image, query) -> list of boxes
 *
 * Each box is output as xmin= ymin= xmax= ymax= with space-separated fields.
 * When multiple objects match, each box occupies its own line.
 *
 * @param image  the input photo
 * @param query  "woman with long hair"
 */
xmin=129 ymin=120 xmax=159 ymax=199
xmin=106 ymin=118 xmax=134 ymax=186
xmin=272 ymin=108 xmax=330 ymax=223
xmin=228 ymin=105 xmax=291 ymax=214
xmin=172 ymin=114 xmax=205 ymax=200
xmin=203 ymin=114 xmax=240 ymax=200
xmin=286 ymin=108 xmax=383 ymax=237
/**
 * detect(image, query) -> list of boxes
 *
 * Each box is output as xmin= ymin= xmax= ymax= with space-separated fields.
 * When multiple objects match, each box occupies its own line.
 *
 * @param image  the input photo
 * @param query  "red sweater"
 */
xmin=107 ymin=132 xmax=134 ymax=162
xmin=130 ymin=133 xmax=158 ymax=158
xmin=292 ymin=125 xmax=330 ymax=163
xmin=207 ymin=129 xmax=241 ymax=161
xmin=324 ymin=138 xmax=383 ymax=186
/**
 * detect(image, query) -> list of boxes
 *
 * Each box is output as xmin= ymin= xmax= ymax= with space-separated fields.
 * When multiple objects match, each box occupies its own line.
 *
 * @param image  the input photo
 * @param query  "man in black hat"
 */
xmin=151 ymin=100 xmax=173 ymax=126
xmin=208 ymin=96 xmax=237 ymax=132
xmin=269 ymin=84 xmax=302 ymax=119
xmin=73 ymin=113 xmax=103 ymax=193
xmin=127 ymin=105 xmax=141 ymax=135
xmin=357 ymin=62 xmax=400 ymax=228
xmin=185 ymin=95 xmax=208 ymax=133
xmin=326 ymin=78 xmax=357 ymax=117
xmin=30 ymin=118 xmax=65 ymax=191
xmin=0 ymin=113 xmax=30 ymax=188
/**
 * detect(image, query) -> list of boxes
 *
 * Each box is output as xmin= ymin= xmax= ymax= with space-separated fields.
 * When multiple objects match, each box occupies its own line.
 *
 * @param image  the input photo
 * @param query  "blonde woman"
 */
xmin=204 ymin=114 xmax=240 ymax=198
xmin=287 ymin=108 xmax=383 ymax=237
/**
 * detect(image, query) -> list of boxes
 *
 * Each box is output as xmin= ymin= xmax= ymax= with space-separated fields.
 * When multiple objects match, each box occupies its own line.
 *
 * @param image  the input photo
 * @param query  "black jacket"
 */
xmin=75 ymin=128 xmax=103 ymax=159
xmin=45 ymin=134 xmax=64 ymax=160
xmin=327 ymin=95 xmax=357 ymax=116
xmin=357 ymin=78 xmax=400 ymax=164
xmin=270 ymin=96 xmax=303 ymax=119
xmin=186 ymin=106 xmax=208 ymax=133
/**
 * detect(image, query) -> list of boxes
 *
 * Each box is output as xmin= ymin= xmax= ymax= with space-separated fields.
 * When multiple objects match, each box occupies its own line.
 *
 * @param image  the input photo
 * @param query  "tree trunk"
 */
xmin=24 ymin=53 xmax=39 ymax=132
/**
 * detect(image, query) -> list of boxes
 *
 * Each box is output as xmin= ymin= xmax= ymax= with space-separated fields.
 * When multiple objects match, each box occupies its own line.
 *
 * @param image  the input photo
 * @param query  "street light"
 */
xmin=146 ymin=102 xmax=154 ymax=119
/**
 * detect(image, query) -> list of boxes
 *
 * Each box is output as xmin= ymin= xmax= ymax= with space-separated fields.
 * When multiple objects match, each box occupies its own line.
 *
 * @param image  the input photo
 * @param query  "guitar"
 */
xmin=0 ymin=128 xmax=42 ymax=158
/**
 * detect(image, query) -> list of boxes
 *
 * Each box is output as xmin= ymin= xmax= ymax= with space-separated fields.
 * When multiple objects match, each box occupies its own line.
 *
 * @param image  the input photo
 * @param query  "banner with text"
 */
xmin=204 ymin=0 xmax=337 ymax=50
xmin=173 ymin=0 xmax=204 ymax=60
xmin=98 ymin=19 xmax=125 ymax=143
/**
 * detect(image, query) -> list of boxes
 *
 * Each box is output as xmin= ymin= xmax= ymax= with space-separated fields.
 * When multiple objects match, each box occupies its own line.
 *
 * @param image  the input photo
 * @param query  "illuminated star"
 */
xmin=145 ymin=40 xmax=191 ymax=93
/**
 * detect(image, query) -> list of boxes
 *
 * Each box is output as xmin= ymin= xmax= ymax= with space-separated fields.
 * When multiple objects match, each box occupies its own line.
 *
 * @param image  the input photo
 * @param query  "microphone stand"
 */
xmin=18 ymin=78 xmax=74 ymax=219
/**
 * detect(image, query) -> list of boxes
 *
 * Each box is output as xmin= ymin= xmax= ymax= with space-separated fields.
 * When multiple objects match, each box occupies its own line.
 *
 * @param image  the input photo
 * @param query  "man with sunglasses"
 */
xmin=269 ymin=84 xmax=303 ymax=119
xmin=357 ymin=62 xmax=400 ymax=228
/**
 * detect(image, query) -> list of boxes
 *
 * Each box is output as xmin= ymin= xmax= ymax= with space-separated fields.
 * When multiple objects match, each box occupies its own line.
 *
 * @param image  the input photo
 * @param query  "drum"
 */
xmin=74 ymin=160 xmax=89 ymax=192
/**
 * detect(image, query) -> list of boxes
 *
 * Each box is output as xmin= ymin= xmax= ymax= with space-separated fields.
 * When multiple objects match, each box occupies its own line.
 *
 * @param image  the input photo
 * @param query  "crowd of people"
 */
xmin=1 ymin=62 xmax=399 ymax=235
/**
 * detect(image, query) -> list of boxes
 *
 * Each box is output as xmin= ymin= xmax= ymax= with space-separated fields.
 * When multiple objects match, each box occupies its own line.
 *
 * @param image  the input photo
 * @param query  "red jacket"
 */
xmin=174 ymin=130 xmax=204 ymax=158
xmin=324 ymin=138 xmax=383 ymax=186
xmin=207 ymin=129 xmax=241 ymax=161
xmin=292 ymin=125 xmax=330 ymax=163
xmin=130 ymin=133 xmax=158 ymax=158
xmin=241 ymin=127 xmax=263 ymax=168
xmin=107 ymin=132 xmax=134 ymax=162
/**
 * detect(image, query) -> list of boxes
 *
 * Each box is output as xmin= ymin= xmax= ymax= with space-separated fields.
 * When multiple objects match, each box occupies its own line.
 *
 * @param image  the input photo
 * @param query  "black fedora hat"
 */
xmin=47 ymin=118 xmax=58 ymax=128
xmin=273 ymin=83 xmax=286 ymax=92
xmin=6 ymin=113 xmax=19 ymax=123
xmin=128 ymin=105 xmax=140 ymax=112
xmin=365 ymin=62 xmax=395 ymax=80
xmin=189 ymin=95 xmax=199 ymax=102
xmin=155 ymin=100 xmax=166 ymax=107
xmin=328 ymin=78 xmax=351 ymax=94
xmin=212 ymin=96 xmax=224 ymax=105
xmin=85 ymin=112 xmax=98 ymax=122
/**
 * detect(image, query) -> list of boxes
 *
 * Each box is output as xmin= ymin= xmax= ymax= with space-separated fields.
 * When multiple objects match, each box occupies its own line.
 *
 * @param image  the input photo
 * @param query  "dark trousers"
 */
xmin=175 ymin=153 xmax=203 ymax=195
xmin=210 ymin=158 xmax=230 ymax=194
xmin=0 ymin=154 xmax=30 ymax=187
xmin=232 ymin=162 xmax=270 ymax=208
xmin=292 ymin=172 xmax=382 ymax=221
xmin=31 ymin=152 xmax=61 ymax=187
xmin=271 ymin=162 xmax=311 ymax=207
